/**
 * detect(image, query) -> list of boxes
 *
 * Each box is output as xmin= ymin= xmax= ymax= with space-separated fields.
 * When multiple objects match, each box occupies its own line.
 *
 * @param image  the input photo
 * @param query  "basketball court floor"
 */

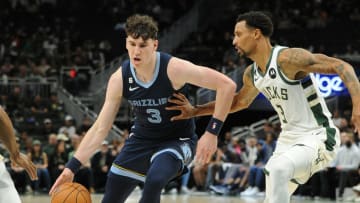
xmin=21 ymin=190 xmax=338 ymax=203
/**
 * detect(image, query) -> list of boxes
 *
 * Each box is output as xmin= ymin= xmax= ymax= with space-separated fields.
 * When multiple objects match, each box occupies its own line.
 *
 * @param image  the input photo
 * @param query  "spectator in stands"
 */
xmin=37 ymin=57 xmax=52 ymax=77
xmin=28 ymin=61 xmax=46 ymax=82
xmin=7 ymin=86 xmax=26 ymax=114
xmin=221 ymin=59 xmax=238 ymax=74
xmin=222 ymin=137 xmax=243 ymax=163
xmin=58 ymin=115 xmax=76 ymax=139
xmin=348 ymin=167 xmax=360 ymax=202
xmin=245 ymin=136 xmax=258 ymax=166
xmin=209 ymin=165 xmax=248 ymax=195
xmin=0 ymin=94 xmax=9 ymax=111
xmin=48 ymin=140 xmax=68 ymax=184
xmin=30 ymin=95 xmax=49 ymax=115
xmin=24 ymin=136 xmax=34 ymax=154
xmin=257 ymin=122 xmax=274 ymax=141
xmin=43 ymin=133 xmax=58 ymax=156
xmin=333 ymin=131 xmax=360 ymax=200
xmin=17 ymin=64 xmax=29 ymax=79
xmin=91 ymin=140 xmax=115 ymax=193
xmin=89 ymin=48 xmax=105 ymax=70
xmin=28 ymin=139 xmax=51 ymax=194
xmin=40 ymin=118 xmax=57 ymax=139
xmin=79 ymin=115 xmax=92 ymax=133
xmin=0 ymin=56 xmax=15 ymax=76
xmin=221 ymin=131 xmax=232 ymax=147
xmin=18 ymin=130 xmax=30 ymax=153
xmin=237 ymin=138 xmax=250 ymax=165
xmin=241 ymin=133 xmax=275 ymax=196
xmin=48 ymin=92 xmax=64 ymax=118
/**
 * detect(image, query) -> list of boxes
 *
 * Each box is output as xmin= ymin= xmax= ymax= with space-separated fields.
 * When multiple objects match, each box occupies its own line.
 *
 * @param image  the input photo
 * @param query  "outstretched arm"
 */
xmin=168 ymin=57 xmax=236 ymax=164
xmin=0 ymin=107 xmax=37 ymax=180
xmin=50 ymin=68 xmax=124 ymax=194
xmin=167 ymin=65 xmax=259 ymax=120
xmin=279 ymin=48 xmax=360 ymax=132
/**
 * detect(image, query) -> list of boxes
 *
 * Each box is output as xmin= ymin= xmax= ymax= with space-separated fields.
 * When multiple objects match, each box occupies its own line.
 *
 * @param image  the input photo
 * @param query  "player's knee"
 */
xmin=145 ymin=172 xmax=167 ymax=189
xmin=267 ymin=162 xmax=292 ymax=182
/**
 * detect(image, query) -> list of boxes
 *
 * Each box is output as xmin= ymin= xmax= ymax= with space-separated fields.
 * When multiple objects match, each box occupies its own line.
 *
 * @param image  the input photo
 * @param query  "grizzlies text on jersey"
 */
xmin=121 ymin=52 xmax=196 ymax=140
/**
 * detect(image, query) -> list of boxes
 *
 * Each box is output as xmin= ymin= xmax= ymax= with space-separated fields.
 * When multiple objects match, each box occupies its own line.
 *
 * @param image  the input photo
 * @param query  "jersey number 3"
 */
xmin=275 ymin=104 xmax=288 ymax=123
xmin=146 ymin=109 xmax=162 ymax=123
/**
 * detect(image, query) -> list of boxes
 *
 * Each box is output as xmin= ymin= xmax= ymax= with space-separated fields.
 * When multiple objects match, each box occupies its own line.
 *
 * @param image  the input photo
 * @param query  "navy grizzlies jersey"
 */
xmin=121 ymin=52 xmax=195 ymax=140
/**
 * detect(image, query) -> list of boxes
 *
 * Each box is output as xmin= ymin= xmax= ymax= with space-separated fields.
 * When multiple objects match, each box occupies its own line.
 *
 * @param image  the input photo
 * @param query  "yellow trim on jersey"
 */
xmin=112 ymin=163 xmax=146 ymax=177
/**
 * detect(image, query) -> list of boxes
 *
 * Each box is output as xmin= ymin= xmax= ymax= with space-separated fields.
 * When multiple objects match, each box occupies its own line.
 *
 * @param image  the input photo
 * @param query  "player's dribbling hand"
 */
xmin=195 ymin=131 xmax=217 ymax=165
xmin=166 ymin=93 xmax=195 ymax=121
xmin=49 ymin=168 xmax=74 ymax=195
xmin=11 ymin=152 xmax=37 ymax=180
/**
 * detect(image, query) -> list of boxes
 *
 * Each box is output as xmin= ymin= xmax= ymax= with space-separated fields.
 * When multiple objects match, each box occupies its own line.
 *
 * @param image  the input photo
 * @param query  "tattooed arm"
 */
xmin=278 ymin=48 xmax=360 ymax=132
xmin=167 ymin=65 xmax=259 ymax=120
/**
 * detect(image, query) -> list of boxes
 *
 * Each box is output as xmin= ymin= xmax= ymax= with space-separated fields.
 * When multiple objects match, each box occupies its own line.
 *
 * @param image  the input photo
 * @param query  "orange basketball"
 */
xmin=51 ymin=182 xmax=92 ymax=203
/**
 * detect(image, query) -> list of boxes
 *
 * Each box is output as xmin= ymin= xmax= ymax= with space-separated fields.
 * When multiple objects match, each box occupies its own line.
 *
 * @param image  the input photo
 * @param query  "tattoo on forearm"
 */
xmin=288 ymin=49 xmax=315 ymax=67
xmin=336 ymin=63 xmax=360 ymax=95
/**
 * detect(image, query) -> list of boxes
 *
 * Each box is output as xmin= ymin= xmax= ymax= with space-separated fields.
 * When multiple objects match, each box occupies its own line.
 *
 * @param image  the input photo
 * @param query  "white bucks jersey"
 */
xmin=252 ymin=46 xmax=337 ymax=138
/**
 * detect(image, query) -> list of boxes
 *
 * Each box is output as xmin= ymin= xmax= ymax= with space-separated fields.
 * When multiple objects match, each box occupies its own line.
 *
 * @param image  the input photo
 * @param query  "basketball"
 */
xmin=51 ymin=182 xmax=92 ymax=203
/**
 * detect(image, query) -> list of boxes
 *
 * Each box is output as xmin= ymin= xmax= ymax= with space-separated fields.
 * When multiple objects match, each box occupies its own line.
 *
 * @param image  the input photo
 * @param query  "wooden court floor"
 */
xmin=20 ymin=190 xmax=338 ymax=203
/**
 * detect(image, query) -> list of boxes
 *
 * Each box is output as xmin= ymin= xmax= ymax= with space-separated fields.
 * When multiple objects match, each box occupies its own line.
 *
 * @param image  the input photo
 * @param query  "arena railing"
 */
xmin=57 ymin=87 xmax=124 ymax=141
xmin=0 ymin=76 xmax=58 ymax=98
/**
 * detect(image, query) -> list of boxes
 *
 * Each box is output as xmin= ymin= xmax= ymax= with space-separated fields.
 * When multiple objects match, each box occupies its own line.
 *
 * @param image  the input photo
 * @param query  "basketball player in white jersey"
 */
xmin=166 ymin=11 xmax=360 ymax=203
xmin=0 ymin=107 xmax=37 ymax=203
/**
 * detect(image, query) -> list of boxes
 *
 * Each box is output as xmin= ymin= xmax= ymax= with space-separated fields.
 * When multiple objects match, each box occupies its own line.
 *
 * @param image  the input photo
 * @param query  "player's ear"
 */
xmin=125 ymin=37 xmax=129 ymax=50
xmin=253 ymin=28 xmax=261 ymax=40
xmin=153 ymin=39 xmax=158 ymax=51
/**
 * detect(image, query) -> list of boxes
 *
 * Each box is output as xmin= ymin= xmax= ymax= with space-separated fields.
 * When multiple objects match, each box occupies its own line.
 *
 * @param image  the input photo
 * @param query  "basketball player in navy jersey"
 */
xmin=50 ymin=14 xmax=236 ymax=203
xmin=166 ymin=11 xmax=360 ymax=203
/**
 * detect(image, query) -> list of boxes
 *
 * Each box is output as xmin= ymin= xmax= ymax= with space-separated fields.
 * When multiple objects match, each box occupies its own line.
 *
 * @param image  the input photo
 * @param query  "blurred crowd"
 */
xmin=175 ymin=0 xmax=360 ymax=73
xmin=0 ymin=0 xmax=195 ymax=94
xmin=0 ymin=0 xmax=359 ymax=200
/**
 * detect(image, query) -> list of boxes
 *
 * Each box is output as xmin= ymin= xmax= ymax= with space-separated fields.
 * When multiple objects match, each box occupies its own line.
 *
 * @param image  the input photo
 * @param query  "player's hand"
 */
xmin=351 ymin=107 xmax=360 ymax=133
xmin=10 ymin=152 xmax=37 ymax=181
xmin=166 ymin=93 xmax=195 ymax=121
xmin=195 ymin=131 xmax=217 ymax=165
xmin=49 ymin=168 xmax=74 ymax=195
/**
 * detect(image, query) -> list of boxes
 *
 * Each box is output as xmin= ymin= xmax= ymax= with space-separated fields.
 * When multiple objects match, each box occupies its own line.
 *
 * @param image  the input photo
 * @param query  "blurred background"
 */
xmin=0 ymin=0 xmax=359 ymax=201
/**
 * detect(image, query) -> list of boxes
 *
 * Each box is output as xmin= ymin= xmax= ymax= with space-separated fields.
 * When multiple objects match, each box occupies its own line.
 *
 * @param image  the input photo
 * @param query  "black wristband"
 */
xmin=65 ymin=157 xmax=82 ymax=174
xmin=206 ymin=117 xmax=224 ymax=136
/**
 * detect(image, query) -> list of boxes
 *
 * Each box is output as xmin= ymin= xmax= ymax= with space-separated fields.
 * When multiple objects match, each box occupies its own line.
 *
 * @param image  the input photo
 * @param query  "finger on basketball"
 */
xmin=49 ymin=180 xmax=61 ymax=195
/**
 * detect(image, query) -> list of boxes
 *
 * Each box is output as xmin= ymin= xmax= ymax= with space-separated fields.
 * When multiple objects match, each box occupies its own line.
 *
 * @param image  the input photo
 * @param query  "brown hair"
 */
xmin=125 ymin=14 xmax=158 ymax=40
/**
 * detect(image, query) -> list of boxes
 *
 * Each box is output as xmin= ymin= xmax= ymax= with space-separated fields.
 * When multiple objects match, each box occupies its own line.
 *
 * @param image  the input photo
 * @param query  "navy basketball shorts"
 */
xmin=109 ymin=134 xmax=197 ymax=182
